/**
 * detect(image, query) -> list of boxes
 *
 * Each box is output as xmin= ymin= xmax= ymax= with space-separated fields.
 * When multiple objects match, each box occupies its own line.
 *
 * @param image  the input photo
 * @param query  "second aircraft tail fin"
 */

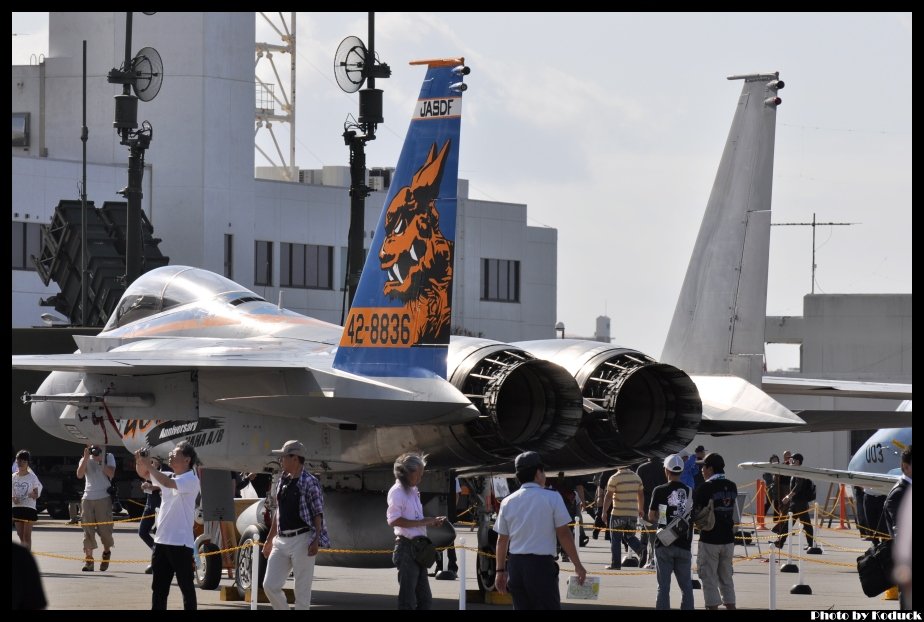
xmin=661 ymin=73 xmax=783 ymax=384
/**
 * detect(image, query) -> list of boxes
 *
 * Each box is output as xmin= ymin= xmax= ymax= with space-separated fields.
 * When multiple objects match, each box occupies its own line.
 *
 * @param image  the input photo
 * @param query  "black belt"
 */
xmin=279 ymin=526 xmax=311 ymax=537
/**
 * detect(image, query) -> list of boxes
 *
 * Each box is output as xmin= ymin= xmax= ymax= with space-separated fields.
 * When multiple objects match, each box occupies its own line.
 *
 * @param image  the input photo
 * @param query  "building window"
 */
xmin=254 ymin=240 xmax=272 ymax=286
xmin=281 ymin=242 xmax=333 ymax=290
xmin=224 ymin=234 xmax=233 ymax=279
xmin=481 ymin=258 xmax=520 ymax=303
xmin=12 ymin=221 xmax=41 ymax=271
xmin=12 ymin=112 xmax=30 ymax=147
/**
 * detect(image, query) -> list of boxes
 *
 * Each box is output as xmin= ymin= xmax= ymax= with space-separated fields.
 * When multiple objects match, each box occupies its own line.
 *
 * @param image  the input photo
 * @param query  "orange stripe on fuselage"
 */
xmin=110 ymin=307 xmax=328 ymax=339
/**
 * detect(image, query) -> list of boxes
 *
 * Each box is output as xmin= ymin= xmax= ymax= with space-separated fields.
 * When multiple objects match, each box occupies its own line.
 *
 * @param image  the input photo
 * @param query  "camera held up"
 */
xmin=89 ymin=446 xmax=102 ymax=457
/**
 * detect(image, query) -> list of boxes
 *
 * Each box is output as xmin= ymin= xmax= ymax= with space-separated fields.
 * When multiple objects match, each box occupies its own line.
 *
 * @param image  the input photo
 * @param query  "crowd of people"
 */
xmin=13 ymin=441 xmax=911 ymax=611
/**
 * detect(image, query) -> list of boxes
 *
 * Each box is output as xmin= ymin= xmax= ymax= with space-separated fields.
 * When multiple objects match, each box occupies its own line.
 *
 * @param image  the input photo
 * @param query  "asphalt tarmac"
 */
xmin=15 ymin=516 xmax=903 ymax=611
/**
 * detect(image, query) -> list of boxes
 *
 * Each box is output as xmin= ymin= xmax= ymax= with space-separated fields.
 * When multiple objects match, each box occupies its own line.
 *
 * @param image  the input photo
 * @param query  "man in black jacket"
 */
xmin=776 ymin=453 xmax=815 ymax=550
xmin=693 ymin=453 xmax=737 ymax=610
xmin=637 ymin=456 xmax=667 ymax=567
xmin=884 ymin=446 xmax=911 ymax=610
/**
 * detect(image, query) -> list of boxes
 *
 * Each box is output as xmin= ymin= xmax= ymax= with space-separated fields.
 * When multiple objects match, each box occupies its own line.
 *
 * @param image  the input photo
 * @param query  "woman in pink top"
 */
xmin=386 ymin=452 xmax=446 ymax=610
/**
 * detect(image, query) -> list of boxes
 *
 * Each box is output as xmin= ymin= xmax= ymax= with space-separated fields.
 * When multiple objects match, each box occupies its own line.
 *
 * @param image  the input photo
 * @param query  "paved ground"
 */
xmin=15 ymin=516 xmax=902 ymax=611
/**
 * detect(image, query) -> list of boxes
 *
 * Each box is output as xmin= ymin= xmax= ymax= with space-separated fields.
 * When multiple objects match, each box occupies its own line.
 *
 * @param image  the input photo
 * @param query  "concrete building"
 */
xmin=11 ymin=12 xmax=557 ymax=341
xmin=686 ymin=293 xmax=911 ymax=509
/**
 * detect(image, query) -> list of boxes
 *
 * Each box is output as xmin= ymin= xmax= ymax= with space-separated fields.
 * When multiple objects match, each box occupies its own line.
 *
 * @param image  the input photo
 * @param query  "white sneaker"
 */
xmin=644 ymin=561 xmax=655 ymax=569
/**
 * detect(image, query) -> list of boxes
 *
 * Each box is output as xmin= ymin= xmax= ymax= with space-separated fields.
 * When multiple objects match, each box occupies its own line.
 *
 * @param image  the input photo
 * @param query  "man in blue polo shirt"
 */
xmin=493 ymin=451 xmax=587 ymax=609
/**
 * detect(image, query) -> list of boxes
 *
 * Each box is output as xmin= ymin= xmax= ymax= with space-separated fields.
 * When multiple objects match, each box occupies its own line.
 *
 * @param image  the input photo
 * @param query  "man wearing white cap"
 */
xmin=648 ymin=454 xmax=694 ymax=609
xmin=262 ymin=440 xmax=329 ymax=610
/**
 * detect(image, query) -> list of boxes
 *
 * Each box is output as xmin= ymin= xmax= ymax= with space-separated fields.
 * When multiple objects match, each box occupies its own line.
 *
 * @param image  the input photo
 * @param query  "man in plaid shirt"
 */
xmin=262 ymin=440 xmax=330 ymax=610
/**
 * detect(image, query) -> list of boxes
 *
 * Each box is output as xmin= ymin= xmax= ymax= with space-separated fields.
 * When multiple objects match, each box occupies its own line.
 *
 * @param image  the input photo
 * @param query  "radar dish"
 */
xmin=132 ymin=46 xmax=163 ymax=102
xmin=334 ymin=36 xmax=367 ymax=94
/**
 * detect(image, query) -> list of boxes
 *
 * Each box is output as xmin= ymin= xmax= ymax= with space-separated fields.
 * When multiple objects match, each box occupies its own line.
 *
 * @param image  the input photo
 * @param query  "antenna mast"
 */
xmin=333 ymin=13 xmax=391 ymax=318
xmin=772 ymin=213 xmax=857 ymax=293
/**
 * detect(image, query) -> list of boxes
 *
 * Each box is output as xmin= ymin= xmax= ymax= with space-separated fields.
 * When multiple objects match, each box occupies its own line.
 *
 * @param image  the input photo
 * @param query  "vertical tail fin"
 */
xmin=661 ymin=73 xmax=783 ymax=384
xmin=334 ymin=59 xmax=467 ymax=378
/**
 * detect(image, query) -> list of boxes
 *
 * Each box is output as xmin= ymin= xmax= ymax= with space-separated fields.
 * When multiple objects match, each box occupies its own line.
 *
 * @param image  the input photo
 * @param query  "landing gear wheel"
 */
xmin=476 ymin=546 xmax=497 ymax=592
xmin=195 ymin=541 xmax=222 ymax=590
xmin=234 ymin=525 xmax=267 ymax=600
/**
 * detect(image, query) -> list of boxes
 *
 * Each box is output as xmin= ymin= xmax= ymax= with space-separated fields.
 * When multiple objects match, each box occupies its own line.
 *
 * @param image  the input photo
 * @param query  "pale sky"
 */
xmin=12 ymin=13 xmax=912 ymax=371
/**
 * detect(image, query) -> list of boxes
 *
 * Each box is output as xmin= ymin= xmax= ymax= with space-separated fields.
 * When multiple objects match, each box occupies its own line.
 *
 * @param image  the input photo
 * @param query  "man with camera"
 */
xmin=648 ymin=454 xmax=693 ymax=609
xmin=76 ymin=444 xmax=116 ymax=572
xmin=135 ymin=442 xmax=201 ymax=610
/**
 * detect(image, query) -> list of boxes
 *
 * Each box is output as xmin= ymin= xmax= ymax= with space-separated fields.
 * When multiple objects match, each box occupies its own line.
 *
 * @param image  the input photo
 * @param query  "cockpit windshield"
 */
xmin=103 ymin=266 xmax=263 ymax=330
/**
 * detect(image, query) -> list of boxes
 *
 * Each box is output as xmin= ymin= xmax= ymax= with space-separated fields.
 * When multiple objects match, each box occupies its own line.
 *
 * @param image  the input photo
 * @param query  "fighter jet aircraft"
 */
xmin=13 ymin=65 xmax=909 ymax=593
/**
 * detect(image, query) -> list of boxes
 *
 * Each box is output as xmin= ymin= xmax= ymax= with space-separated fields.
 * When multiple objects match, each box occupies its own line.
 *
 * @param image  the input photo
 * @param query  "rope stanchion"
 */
xmin=780 ymin=513 xmax=798 ymax=573
xmin=768 ymin=544 xmax=777 ymax=610
xmin=789 ymin=520 xmax=812 ymax=594
xmin=807 ymin=502 xmax=823 ymax=555
xmin=458 ymin=538 xmax=467 ymax=610
xmin=250 ymin=538 xmax=260 ymax=610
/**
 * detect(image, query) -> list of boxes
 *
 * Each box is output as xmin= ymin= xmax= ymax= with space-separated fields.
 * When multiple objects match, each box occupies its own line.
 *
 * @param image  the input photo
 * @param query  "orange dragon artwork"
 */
xmin=379 ymin=139 xmax=453 ymax=346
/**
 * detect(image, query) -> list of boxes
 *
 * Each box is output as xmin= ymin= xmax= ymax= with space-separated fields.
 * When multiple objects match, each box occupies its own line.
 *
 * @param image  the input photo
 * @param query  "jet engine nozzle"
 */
xmin=448 ymin=338 xmax=583 ymax=459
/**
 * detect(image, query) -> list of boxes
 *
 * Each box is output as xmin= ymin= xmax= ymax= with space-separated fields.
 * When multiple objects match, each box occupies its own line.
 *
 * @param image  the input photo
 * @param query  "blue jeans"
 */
xmin=609 ymin=516 xmax=642 ymax=568
xmin=654 ymin=544 xmax=694 ymax=609
xmin=393 ymin=538 xmax=432 ymax=610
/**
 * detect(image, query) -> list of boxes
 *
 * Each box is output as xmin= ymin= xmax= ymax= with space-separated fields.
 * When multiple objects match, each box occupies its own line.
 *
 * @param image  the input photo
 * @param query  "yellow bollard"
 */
xmin=882 ymin=586 xmax=899 ymax=601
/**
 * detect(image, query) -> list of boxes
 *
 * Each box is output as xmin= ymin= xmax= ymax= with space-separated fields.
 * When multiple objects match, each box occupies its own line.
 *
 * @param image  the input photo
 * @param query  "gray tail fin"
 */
xmin=661 ymin=73 xmax=783 ymax=384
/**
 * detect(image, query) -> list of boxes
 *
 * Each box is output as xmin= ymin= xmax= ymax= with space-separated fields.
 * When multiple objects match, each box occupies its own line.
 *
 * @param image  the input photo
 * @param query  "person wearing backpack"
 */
xmin=775 ymin=453 xmax=816 ymax=550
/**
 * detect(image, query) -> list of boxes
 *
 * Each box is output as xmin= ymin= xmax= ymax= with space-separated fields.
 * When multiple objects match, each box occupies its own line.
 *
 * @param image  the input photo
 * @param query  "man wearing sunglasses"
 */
xmin=263 ymin=440 xmax=329 ymax=610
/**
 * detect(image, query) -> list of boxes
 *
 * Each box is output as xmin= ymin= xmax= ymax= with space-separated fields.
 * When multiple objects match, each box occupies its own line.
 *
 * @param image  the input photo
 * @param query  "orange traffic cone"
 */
xmin=755 ymin=479 xmax=767 ymax=529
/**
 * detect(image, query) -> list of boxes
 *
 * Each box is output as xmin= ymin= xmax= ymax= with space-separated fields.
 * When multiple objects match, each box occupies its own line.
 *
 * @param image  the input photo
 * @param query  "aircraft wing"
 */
xmin=10 ymin=336 xmax=335 ymax=374
xmin=781 ymin=409 xmax=912 ymax=433
xmin=762 ymin=376 xmax=912 ymax=400
xmin=13 ymin=337 xmax=481 ymax=426
xmin=739 ymin=462 xmax=899 ymax=495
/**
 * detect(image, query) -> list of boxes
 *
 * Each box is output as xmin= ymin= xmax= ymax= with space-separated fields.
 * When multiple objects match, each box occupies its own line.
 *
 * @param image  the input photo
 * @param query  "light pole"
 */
xmin=555 ymin=322 xmax=565 ymax=339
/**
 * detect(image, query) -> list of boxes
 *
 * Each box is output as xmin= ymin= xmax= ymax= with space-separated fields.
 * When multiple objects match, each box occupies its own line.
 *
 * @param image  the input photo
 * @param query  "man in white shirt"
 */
xmin=135 ymin=441 xmax=201 ymax=610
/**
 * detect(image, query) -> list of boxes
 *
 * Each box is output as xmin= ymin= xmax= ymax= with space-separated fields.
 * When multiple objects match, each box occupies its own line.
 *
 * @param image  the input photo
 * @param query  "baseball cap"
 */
xmin=663 ymin=454 xmax=684 ymax=473
xmin=694 ymin=445 xmax=706 ymax=454
xmin=271 ymin=440 xmax=306 ymax=458
xmin=514 ymin=451 xmax=543 ymax=470
xmin=698 ymin=452 xmax=725 ymax=471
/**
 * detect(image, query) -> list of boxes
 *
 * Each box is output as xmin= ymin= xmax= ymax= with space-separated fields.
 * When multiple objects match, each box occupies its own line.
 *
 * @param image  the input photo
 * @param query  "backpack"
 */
xmin=693 ymin=499 xmax=715 ymax=532
xmin=796 ymin=478 xmax=816 ymax=502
